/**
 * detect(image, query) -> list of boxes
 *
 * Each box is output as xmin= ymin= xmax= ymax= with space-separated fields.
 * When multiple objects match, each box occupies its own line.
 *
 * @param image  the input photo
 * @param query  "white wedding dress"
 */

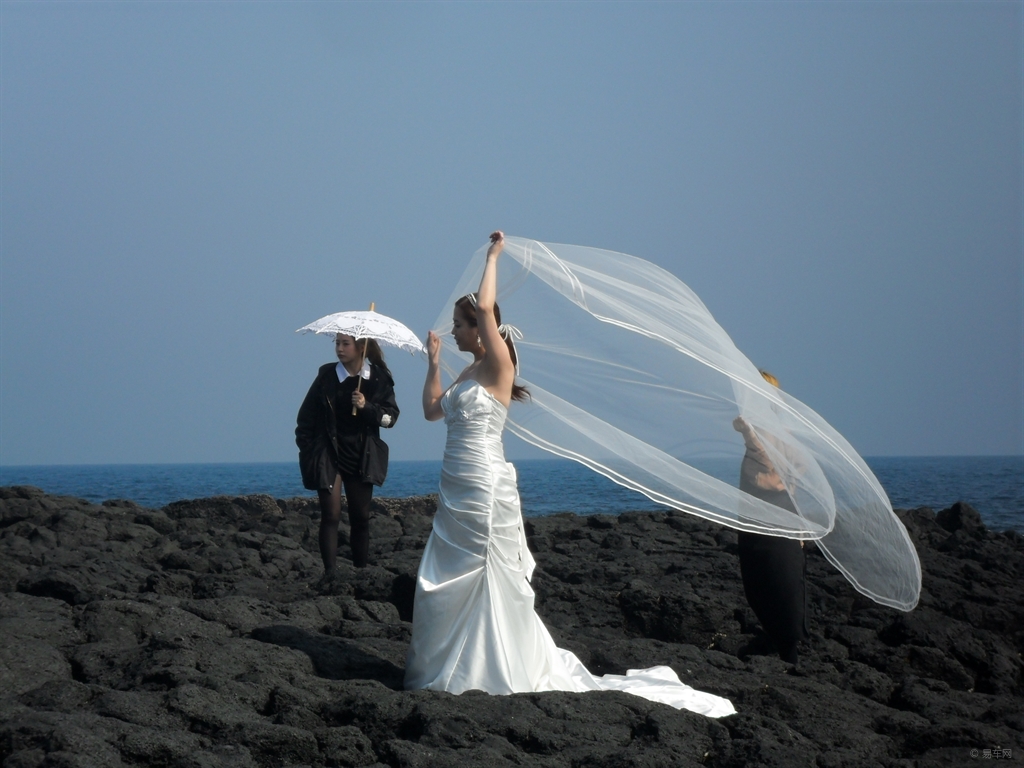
xmin=403 ymin=380 xmax=735 ymax=717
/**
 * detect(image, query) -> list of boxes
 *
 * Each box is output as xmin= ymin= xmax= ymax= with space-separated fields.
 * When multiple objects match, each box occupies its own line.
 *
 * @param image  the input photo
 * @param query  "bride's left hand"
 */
xmin=487 ymin=230 xmax=504 ymax=258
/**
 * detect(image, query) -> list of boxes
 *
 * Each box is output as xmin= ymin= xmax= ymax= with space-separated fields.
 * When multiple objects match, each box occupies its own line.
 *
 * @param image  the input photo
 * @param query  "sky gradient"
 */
xmin=1 ymin=1 xmax=1021 ymax=465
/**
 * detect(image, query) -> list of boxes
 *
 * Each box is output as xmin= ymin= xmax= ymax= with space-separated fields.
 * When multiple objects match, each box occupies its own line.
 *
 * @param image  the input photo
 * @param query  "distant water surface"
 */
xmin=1 ymin=456 xmax=1021 ymax=531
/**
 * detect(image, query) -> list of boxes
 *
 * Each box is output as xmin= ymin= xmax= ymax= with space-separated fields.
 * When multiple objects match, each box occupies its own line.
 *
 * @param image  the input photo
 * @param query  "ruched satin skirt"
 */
xmin=404 ymin=386 xmax=734 ymax=716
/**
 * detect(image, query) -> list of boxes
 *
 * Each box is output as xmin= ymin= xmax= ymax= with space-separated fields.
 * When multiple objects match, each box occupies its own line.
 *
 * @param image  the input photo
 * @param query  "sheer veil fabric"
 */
xmin=431 ymin=237 xmax=921 ymax=612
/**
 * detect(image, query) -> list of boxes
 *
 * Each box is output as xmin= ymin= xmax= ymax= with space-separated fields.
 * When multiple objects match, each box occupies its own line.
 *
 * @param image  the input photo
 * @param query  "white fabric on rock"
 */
xmin=430 ymin=237 xmax=921 ymax=612
xmin=404 ymin=380 xmax=735 ymax=717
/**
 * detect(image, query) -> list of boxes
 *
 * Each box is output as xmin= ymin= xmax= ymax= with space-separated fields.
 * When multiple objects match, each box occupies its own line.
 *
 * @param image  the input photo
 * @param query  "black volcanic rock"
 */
xmin=0 ymin=485 xmax=1021 ymax=767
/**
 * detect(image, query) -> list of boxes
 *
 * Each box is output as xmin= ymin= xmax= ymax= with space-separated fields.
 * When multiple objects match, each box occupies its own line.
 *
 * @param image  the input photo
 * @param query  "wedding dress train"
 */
xmin=404 ymin=380 xmax=735 ymax=717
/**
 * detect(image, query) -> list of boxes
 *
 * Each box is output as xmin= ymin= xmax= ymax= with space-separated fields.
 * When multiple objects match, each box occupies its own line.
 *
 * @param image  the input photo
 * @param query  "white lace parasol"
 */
xmin=297 ymin=310 xmax=425 ymax=355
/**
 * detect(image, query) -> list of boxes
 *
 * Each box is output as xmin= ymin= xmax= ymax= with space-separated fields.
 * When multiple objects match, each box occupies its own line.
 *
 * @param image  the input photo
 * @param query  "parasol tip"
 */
xmin=369 ymin=302 xmax=375 ymax=312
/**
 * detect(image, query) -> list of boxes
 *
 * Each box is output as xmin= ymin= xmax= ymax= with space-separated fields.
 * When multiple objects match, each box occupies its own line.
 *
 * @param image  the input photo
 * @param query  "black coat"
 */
xmin=295 ymin=362 xmax=399 ymax=491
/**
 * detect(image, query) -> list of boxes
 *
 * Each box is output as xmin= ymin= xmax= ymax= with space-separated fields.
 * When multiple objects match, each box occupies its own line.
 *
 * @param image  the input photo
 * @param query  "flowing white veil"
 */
xmin=431 ymin=237 xmax=921 ymax=612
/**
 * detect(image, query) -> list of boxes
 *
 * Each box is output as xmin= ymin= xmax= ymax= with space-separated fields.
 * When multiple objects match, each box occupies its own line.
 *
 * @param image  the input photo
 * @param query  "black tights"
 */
xmin=317 ymin=473 xmax=374 ymax=571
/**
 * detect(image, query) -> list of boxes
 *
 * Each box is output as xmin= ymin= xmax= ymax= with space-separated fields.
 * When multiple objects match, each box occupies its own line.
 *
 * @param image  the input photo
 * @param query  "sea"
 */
xmin=1 ymin=456 xmax=1022 ymax=532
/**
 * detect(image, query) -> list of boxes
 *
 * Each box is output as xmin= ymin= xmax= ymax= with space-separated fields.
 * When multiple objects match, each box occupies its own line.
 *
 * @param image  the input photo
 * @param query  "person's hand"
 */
xmin=426 ymin=330 xmax=441 ymax=366
xmin=754 ymin=471 xmax=786 ymax=492
xmin=352 ymin=391 xmax=366 ymax=410
xmin=486 ymin=230 xmax=504 ymax=259
xmin=732 ymin=415 xmax=750 ymax=434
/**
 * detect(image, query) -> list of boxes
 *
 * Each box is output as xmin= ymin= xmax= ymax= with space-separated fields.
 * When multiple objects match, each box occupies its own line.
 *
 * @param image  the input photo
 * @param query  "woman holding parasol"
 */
xmin=295 ymin=306 xmax=421 ymax=580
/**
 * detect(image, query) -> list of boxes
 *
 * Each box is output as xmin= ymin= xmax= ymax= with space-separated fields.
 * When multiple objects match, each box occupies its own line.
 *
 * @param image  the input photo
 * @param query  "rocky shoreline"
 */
xmin=1 ymin=486 xmax=1021 ymax=767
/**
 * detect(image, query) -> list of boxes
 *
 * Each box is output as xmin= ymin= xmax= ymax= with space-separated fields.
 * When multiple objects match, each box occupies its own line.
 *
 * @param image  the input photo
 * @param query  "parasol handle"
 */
xmin=352 ymin=302 xmax=374 ymax=415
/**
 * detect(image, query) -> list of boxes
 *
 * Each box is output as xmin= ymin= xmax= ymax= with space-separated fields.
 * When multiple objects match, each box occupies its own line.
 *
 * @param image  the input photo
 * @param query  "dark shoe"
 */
xmin=778 ymin=643 xmax=799 ymax=665
xmin=737 ymin=634 xmax=776 ymax=660
xmin=311 ymin=570 xmax=337 ymax=591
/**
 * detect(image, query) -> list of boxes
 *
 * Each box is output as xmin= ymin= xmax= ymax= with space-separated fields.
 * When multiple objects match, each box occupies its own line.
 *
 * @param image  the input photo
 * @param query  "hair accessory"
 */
xmin=498 ymin=323 xmax=523 ymax=340
xmin=463 ymin=293 xmax=478 ymax=307
xmin=498 ymin=324 xmax=524 ymax=376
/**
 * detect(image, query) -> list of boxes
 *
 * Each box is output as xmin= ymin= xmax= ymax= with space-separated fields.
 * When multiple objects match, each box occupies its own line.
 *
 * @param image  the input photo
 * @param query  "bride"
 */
xmin=404 ymin=231 xmax=735 ymax=717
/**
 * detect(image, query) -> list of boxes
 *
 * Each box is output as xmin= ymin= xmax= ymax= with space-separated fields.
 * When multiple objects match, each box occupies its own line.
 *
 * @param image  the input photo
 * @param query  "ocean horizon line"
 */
xmin=3 ymin=454 xmax=1022 ymax=470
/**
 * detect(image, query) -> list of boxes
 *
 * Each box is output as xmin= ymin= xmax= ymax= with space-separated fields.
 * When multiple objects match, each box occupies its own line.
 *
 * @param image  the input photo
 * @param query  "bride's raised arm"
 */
xmin=475 ymin=231 xmax=515 ymax=392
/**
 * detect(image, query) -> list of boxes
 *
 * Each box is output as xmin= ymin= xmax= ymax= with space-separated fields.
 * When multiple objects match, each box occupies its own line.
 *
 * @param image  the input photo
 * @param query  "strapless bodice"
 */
xmin=441 ymin=380 xmax=508 ymax=457
xmin=442 ymin=379 xmax=507 ymax=423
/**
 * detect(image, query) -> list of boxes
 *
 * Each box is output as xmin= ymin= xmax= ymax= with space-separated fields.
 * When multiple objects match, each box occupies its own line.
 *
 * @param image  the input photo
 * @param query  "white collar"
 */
xmin=336 ymin=359 xmax=371 ymax=381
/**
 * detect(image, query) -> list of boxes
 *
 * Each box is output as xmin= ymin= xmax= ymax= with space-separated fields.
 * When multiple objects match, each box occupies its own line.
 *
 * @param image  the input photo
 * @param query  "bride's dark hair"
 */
xmin=455 ymin=294 xmax=530 ymax=402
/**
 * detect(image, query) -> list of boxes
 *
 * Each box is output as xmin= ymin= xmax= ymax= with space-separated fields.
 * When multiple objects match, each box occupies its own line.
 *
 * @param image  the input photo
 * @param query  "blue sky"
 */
xmin=1 ymin=1 xmax=1021 ymax=465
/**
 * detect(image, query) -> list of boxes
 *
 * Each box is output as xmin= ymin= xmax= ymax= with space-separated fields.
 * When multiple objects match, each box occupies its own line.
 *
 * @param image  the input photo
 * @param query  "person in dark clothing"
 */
xmin=732 ymin=369 xmax=808 ymax=665
xmin=296 ymin=333 xmax=399 ymax=579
